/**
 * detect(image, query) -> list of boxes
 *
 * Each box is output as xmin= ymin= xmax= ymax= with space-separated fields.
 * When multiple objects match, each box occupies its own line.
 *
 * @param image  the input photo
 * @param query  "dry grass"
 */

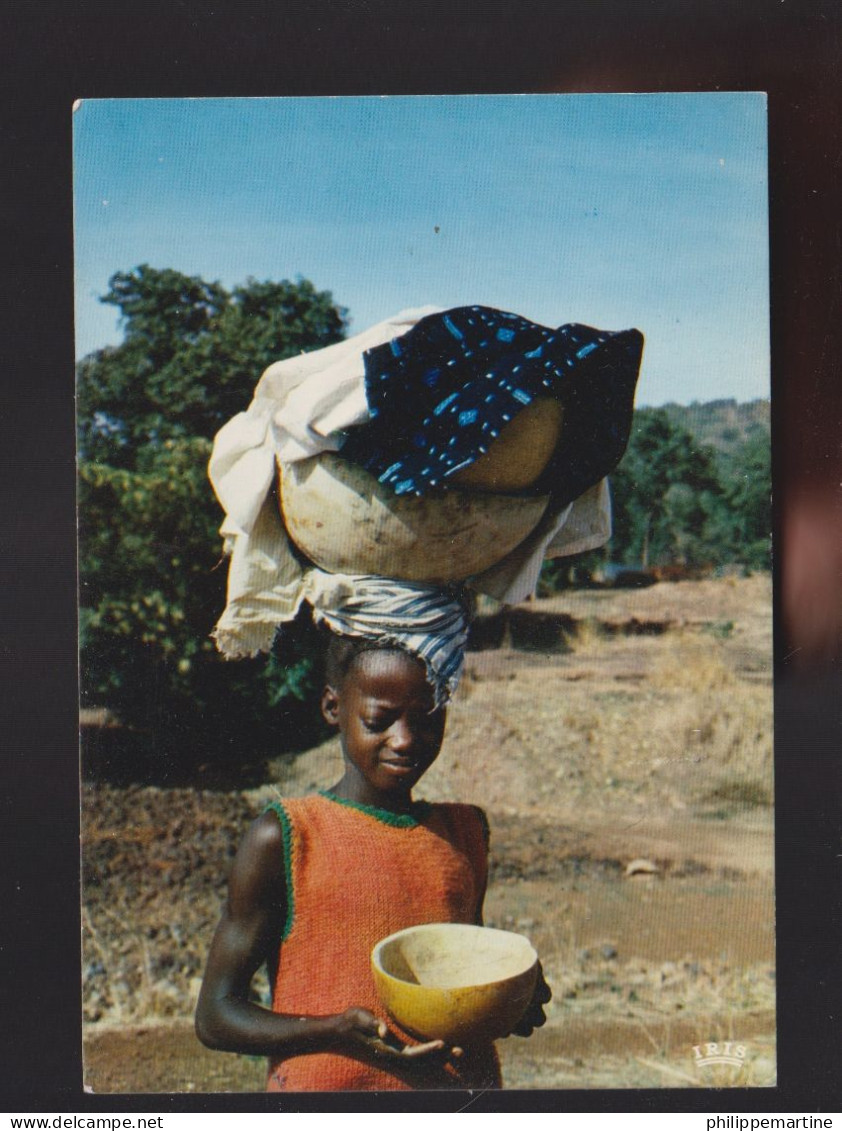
xmin=572 ymin=616 xmax=609 ymax=650
xmin=508 ymin=621 xmax=774 ymax=821
xmin=499 ymin=933 xmax=777 ymax=1090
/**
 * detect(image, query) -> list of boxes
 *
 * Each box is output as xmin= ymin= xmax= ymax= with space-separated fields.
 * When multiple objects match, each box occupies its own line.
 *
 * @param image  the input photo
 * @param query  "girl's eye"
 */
xmin=363 ymin=717 xmax=390 ymax=733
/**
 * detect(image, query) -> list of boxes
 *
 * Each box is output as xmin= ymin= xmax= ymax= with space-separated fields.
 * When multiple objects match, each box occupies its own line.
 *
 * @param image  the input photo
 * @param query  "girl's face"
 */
xmin=322 ymin=650 xmax=446 ymax=806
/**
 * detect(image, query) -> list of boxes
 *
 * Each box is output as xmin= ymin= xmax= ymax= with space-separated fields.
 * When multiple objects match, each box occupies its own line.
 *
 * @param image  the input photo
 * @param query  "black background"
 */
xmin=2 ymin=0 xmax=840 ymax=1114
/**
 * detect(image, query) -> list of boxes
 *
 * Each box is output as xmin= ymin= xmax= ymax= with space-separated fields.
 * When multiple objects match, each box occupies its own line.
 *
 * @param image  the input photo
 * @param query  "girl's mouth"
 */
xmin=380 ymin=758 xmax=418 ymax=776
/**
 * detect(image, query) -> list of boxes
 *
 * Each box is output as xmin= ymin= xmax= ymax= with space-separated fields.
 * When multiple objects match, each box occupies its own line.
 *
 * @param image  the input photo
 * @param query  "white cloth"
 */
xmin=208 ymin=308 xmax=613 ymax=659
xmin=209 ymin=307 xmax=440 ymax=537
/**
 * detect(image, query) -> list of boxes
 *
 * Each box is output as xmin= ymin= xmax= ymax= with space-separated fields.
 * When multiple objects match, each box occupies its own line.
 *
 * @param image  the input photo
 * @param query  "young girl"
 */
xmin=198 ymin=305 xmax=640 ymax=1090
xmin=195 ymin=581 xmax=549 ymax=1091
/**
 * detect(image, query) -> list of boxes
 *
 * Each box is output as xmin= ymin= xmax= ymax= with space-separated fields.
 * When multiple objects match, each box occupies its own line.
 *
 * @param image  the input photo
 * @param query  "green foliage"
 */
xmin=537 ymin=551 xmax=604 ymax=595
xmin=609 ymin=408 xmax=725 ymax=569
xmin=78 ymin=266 xmax=347 ymax=774
xmin=78 ymin=266 xmax=346 ymax=466
xmin=719 ymin=432 xmax=772 ymax=569
xmin=659 ymin=398 xmax=770 ymax=457
xmin=539 ymin=403 xmax=771 ymax=592
xmin=78 ymin=438 xmax=222 ymax=705
xmin=701 ymin=620 xmax=736 ymax=640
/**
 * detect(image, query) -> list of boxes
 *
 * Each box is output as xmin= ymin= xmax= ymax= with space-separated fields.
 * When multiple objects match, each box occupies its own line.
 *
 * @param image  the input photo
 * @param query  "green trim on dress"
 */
xmin=318 ymin=789 xmax=431 ymax=828
xmin=264 ymin=801 xmax=296 ymax=941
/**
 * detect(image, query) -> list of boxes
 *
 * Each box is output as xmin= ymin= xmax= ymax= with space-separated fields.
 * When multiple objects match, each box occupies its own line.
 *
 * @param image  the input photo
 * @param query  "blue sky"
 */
xmin=73 ymin=94 xmax=768 ymax=406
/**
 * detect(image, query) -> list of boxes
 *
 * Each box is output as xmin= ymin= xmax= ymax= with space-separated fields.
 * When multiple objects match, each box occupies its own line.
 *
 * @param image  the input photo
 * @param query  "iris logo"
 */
xmin=692 ymin=1041 xmax=747 ymax=1069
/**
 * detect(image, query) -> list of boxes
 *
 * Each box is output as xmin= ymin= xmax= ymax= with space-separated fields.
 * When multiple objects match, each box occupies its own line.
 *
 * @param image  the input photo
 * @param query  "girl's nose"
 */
xmin=387 ymin=720 xmax=414 ymax=751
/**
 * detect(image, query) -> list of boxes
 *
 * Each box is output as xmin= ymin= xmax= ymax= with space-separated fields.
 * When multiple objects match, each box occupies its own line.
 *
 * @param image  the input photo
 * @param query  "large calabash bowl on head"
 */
xmin=371 ymin=923 xmax=539 ymax=1046
xmin=279 ymin=453 xmax=549 ymax=584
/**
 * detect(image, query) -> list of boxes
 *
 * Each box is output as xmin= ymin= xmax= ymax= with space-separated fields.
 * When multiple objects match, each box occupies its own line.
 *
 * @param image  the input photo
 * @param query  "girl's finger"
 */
xmin=368 ymin=1036 xmax=406 ymax=1057
xmin=401 ymin=1039 xmax=445 ymax=1058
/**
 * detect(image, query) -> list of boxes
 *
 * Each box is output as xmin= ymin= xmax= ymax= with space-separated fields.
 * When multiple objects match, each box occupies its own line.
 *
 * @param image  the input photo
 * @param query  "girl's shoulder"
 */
xmin=261 ymin=791 xmax=355 ymax=841
xmin=260 ymin=793 xmax=324 ymax=838
xmin=225 ymin=807 xmax=290 ymax=912
xmin=261 ymin=792 xmax=323 ymax=819
xmin=427 ymin=800 xmax=488 ymax=820
xmin=425 ymin=801 xmax=490 ymax=847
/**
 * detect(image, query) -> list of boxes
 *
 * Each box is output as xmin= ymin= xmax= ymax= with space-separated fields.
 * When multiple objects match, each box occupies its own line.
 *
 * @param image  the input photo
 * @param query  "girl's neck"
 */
xmin=329 ymin=771 xmax=416 ymax=815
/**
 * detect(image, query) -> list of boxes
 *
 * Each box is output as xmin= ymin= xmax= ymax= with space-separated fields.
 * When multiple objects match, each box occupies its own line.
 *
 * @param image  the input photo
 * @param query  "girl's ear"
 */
xmin=321 ymin=685 xmax=340 ymax=727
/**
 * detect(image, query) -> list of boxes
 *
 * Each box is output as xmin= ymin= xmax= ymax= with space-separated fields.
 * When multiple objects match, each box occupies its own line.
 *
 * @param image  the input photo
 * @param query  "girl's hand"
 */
xmin=331 ymin=1007 xmax=461 ymax=1061
xmin=508 ymin=962 xmax=552 ymax=1037
xmin=328 ymin=1005 xmax=389 ymax=1048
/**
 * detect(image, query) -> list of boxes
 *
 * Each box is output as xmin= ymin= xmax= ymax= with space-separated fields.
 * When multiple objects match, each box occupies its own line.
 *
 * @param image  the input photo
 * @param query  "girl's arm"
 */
xmin=195 ymin=812 xmax=447 ymax=1061
xmin=195 ymin=812 xmax=390 ymax=1058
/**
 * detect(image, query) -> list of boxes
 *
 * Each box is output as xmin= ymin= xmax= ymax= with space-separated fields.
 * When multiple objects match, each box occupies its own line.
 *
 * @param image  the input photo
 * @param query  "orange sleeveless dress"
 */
xmin=265 ymin=792 xmax=502 ymax=1091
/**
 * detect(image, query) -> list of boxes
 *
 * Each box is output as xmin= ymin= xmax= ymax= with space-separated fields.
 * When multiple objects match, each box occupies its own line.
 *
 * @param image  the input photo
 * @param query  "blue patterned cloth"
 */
xmin=339 ymin=305 xmax=643 ymax=503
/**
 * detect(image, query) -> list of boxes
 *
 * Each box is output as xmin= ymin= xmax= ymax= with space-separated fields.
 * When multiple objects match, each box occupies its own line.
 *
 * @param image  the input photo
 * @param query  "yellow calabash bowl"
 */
xmin=371 ymin=923 xmax=538 ymax=1046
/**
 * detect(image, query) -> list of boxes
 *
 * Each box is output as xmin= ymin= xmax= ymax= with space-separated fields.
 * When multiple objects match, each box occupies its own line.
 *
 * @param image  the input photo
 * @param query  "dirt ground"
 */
xmin=81 ymin=575 xmax=775 ymax=1094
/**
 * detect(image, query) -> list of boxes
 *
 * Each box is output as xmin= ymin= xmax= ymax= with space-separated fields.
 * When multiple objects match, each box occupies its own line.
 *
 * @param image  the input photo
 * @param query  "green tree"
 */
xmin=607 ymin=408 xmax=726 ymax=569
xmin=538 ymin=404 xmax=771 ymax=593
xmin=717 ymin=432 xmax=772 ymax=569
xmin=78 ymin=266 xmax=347 ymax=778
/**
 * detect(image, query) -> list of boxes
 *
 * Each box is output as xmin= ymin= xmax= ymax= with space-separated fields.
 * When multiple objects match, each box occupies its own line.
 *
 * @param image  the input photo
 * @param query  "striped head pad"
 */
xmin=309 ymin=574 xmax=471 ymax=707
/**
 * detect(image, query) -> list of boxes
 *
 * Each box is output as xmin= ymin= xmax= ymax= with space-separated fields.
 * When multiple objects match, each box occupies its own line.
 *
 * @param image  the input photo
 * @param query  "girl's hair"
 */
xmin=323 ymin=631 xmax=416 ymax=689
